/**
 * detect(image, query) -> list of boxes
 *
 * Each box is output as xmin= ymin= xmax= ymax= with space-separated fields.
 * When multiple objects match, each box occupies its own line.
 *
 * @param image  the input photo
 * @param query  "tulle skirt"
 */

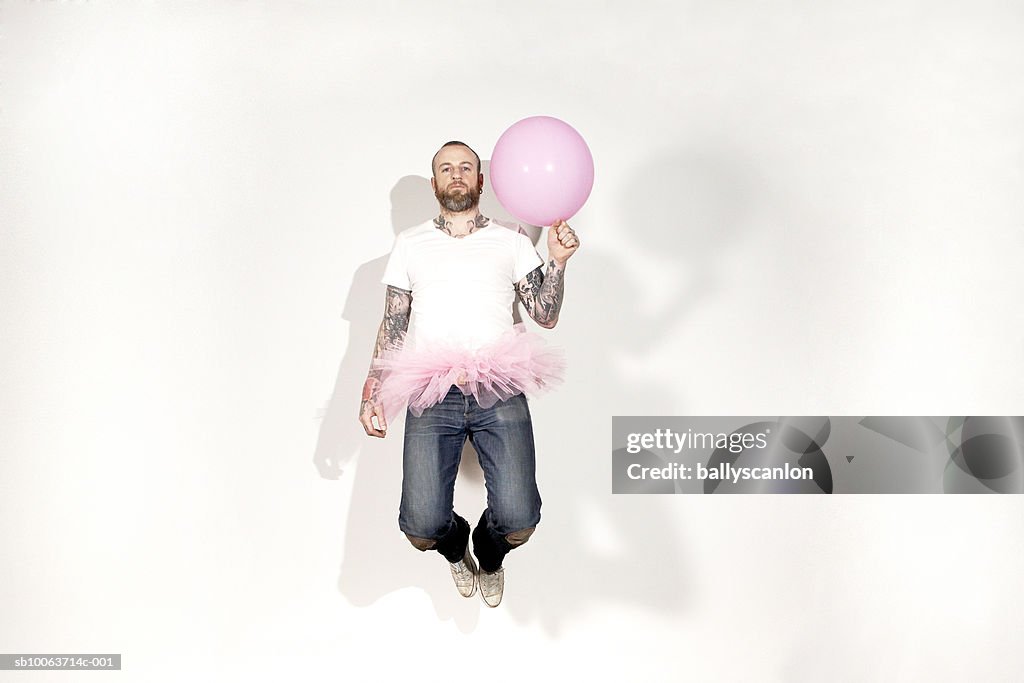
xmin=374 ymin=323 xmax=565 ymax=421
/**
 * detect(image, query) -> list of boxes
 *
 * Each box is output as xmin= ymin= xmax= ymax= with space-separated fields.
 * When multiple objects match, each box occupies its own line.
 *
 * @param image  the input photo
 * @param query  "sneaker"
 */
xmin=449 ymin=546 xmax=478 ymax=598
xmin=478 ymin=567 xmax=504 ymax=607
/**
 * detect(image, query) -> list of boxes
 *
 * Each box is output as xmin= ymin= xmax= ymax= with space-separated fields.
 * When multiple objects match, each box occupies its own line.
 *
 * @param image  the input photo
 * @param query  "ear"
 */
xmin=478 ymin=172 xmax=484 ymax=190
xmin=430 ymin=177 xmax=436 ymax=191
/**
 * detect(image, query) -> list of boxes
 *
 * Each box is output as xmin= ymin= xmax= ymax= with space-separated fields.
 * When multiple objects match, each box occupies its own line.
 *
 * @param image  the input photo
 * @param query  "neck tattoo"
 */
xmin=433 ymin=213 xmax=490 ymax=238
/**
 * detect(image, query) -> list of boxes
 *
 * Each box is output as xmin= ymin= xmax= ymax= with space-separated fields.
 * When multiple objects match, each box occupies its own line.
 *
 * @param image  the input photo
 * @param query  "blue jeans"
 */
xmin=398 ymin=387 xmax=542 ymax=571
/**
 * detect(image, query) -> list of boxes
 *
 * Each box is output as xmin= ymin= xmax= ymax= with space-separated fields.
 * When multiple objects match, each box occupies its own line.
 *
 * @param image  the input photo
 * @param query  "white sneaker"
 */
xmin=449 ymin=547 xmax=478 ymax=598
xmin=478 ymin=567 xmax=504 ymax=607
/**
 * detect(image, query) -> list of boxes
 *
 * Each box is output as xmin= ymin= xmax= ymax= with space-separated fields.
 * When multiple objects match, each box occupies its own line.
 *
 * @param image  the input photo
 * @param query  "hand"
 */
xmin=547 ymin=219 xmax=580 ymax=265
xmin=359 ymin=377 xmax=387 ymax=438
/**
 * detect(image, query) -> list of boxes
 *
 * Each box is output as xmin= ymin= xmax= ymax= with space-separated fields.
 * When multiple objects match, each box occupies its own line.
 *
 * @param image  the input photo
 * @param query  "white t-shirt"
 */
xmin=380 ymin=219 xmax=544 ymax=351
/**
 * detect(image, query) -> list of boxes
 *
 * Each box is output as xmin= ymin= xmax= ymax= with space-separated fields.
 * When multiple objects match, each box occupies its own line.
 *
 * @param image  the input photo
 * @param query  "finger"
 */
xmin=374 ymin=406 xmax=388 ymax=433
xmin=360 ymin=413 xmax=384 ymax=438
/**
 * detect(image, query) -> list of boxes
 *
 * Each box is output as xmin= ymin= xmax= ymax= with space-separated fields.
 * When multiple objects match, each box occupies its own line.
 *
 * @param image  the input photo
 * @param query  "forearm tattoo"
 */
xmin=516 ymin=260 xmax=565 ymax=328
xmin=433 ymin=213 xmax=490 ymax=238
xmin=362 ymin=285 xmax=412 ymax=411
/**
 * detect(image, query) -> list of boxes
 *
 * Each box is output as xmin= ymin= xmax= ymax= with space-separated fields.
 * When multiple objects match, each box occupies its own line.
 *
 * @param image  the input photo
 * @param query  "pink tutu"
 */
xmin=374 ymin=323 xmax=565 ymax=421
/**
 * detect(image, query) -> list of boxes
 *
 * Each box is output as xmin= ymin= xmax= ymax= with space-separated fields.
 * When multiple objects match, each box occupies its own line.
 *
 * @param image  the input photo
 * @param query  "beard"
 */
xmin=435 ymin=183 xmax=480 ymax=212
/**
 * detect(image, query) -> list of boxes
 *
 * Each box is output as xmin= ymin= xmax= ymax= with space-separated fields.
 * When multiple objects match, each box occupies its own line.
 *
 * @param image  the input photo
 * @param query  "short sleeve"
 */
xmin=512 ymin=232 xmax=544 ymax=283
xmin=380 ymin=234 xmax=411 ymax=290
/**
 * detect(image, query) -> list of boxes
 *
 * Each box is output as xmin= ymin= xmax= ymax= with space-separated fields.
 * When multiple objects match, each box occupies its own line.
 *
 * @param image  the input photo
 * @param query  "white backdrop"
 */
xmin=3 ymin=2 xmax=1023 ymax=681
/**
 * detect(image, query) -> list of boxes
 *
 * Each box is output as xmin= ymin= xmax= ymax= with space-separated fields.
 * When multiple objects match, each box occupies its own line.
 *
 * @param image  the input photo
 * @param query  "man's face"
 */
xmin=431 ymin=145 xmax=482 ymax=212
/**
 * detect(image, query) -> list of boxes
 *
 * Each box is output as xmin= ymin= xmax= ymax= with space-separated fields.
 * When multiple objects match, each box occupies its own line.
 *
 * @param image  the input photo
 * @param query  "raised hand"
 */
xmin=547 ymin=219 xmax=580 ymax=265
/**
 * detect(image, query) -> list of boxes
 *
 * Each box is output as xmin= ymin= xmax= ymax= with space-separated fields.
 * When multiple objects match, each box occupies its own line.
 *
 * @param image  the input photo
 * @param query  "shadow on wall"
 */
xmin=313 ymin=173 xmax=493 ymax=626
xmin=312 ymin=147 xmax=755 ymax=634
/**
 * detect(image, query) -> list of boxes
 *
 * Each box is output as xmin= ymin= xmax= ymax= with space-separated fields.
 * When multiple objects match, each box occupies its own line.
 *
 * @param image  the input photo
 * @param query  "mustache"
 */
xmin=436 ymin=184 xmax=480 ymax=212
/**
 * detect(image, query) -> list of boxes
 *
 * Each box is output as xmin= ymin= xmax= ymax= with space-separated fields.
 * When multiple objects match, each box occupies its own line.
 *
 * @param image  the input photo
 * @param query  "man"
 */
xmin=358 ymin=140 xmax=579 ymax=607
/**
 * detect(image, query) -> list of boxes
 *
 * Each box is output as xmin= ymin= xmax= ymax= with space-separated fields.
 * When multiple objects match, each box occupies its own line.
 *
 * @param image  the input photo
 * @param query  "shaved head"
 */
xmin=431 ymin=140 xmax=480 ymax=175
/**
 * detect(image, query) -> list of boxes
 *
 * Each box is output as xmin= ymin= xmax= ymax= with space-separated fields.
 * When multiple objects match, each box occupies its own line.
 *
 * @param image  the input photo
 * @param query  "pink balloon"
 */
xmin=490 ymin=116 xmax=594 ymax=227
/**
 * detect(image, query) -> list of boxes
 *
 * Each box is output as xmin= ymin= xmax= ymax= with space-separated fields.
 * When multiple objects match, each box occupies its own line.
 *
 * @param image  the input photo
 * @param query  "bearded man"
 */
xmin=359 ymin=140 xmax=579 ymax=607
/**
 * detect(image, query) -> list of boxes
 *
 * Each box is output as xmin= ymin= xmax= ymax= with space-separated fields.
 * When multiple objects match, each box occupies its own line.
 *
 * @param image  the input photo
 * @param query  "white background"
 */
xmin=2 ymin=2 xmax=1023 ymax=681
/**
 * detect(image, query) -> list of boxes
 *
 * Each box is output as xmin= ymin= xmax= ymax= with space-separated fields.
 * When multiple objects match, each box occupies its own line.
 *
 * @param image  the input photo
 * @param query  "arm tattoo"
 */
xmin=433 ymin=213 xmax=489 ymax=238
xmin=516 ymin=260 xmax=565 ymax=328
xmin=376 ymin=285 xmax=412 ymax=354
xmin=362 ymin=285 xmax=412 ymax=410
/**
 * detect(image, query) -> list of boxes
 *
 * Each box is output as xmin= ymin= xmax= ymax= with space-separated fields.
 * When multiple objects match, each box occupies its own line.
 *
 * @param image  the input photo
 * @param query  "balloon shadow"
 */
xmin=496 ymin=147 xmax=761 ymax=633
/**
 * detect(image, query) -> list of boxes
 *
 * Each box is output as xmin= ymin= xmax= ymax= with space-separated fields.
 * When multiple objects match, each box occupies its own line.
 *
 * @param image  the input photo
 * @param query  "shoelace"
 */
xmin=451 ymin=561 xmax=474 ymax=584
xmin=479 ymin=570 xmax=502 ymax=591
